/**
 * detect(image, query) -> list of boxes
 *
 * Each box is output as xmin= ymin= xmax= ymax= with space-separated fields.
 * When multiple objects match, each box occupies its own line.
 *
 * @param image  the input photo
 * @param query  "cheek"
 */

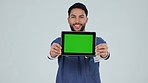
xmin=80 ymin=19 xmax=87 ymax=24
xmin=81 ymin=21 xmax=87 ymax=26
xmin=68 ymin=20 xmax=74 ymax=25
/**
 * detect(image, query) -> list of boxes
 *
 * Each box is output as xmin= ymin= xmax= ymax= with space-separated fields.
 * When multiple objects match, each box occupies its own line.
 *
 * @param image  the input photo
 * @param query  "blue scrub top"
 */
xmin=51 ymin=37 xmax=106 ymax=83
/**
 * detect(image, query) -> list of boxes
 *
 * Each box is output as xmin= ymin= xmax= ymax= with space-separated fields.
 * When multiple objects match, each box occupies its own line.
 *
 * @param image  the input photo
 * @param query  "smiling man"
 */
xmin=48 ymin=2 xmax=110 ymax=83
xmin=68 ymin=7 xmax=88 ymax=31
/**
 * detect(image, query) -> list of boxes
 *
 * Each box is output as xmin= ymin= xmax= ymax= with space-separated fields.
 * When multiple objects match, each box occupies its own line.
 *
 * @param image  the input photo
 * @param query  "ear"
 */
xmin=86 ymin=17 xmax=88 ymax=23
xmin=67 ymin=17 xmax=70 ymax=24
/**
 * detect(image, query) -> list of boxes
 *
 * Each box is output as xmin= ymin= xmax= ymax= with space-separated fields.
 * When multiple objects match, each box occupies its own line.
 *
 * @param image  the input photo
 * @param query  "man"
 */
xmin=48 ymin=2 xmax=110 ymax=83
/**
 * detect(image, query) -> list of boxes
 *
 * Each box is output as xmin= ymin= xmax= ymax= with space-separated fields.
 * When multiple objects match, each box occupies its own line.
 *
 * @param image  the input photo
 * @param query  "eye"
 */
xmin=70 ymin=15 xmax=76 ymax=18
xmin=80 ymin=16 xmax=84 ymax=18
xmin=71 ymin=16 xmax=75 ymax=18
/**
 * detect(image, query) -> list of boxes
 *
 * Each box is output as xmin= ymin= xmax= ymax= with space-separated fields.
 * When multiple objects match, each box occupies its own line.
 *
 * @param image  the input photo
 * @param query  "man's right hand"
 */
xmin=49 ymin=43 xmax=62 ymax=58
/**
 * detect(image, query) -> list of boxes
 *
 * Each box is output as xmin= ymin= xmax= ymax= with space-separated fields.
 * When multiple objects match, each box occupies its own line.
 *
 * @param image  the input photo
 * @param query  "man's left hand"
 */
xmin=95 ymin=43 xmax=109 ymax=58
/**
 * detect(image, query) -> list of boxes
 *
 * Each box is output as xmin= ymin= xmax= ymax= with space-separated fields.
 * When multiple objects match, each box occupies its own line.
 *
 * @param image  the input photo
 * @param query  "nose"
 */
xmin=75 ymin=17 xmax=80 ymax=23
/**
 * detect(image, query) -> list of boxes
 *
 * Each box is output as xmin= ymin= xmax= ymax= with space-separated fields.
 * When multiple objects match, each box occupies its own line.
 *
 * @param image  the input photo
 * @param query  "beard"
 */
xmin=70 ymin=23 xmax=85 ymax=31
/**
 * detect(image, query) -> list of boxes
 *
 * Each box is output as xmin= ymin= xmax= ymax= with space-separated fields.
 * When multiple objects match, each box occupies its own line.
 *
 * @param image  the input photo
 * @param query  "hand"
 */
xmin=95 ymin=43 xmax=109 ymax=58
xmin=49 ymin=43 xmax=62 ymax=58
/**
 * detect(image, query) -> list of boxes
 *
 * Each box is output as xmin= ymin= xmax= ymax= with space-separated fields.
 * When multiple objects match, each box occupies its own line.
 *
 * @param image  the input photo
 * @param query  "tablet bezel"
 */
xmin=61 ymin=31 xmax=96 ymax=56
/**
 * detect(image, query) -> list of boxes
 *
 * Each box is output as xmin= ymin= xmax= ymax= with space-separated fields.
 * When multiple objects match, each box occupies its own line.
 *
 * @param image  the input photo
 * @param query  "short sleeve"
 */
xmin=51 ymin=37 xmax=62 ymax=46
xmin=96 ymin=37 xmax=106 ymax=45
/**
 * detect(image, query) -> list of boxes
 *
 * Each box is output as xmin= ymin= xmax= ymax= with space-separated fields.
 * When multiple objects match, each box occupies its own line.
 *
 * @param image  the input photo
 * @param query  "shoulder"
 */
xmin=51 ymin=37 xmax=62 ymax=46
xmin=96 ymin=37 xmax=106 ymax=45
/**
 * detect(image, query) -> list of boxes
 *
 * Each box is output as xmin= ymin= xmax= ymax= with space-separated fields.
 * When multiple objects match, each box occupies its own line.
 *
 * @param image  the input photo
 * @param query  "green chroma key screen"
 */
xmin=61 ymin=31 xmax=96 ymax=56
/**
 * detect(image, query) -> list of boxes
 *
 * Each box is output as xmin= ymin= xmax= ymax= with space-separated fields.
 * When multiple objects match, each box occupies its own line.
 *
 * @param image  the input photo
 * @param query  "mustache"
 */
xmin=73 ymin=23 xmax=82 ymax=26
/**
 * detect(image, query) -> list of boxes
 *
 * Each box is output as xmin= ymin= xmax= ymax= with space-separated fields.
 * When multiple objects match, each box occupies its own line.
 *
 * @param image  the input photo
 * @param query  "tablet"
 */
xmin=61 ymin=31 xmax=96 ymax=56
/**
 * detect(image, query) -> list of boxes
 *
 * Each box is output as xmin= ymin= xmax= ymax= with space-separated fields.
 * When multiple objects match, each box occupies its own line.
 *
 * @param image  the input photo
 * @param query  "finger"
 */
xmin=52 ymin=52 xmax=61 ymax=56
xmin=95 ymin=47 xmax=108 ymax=52
xmin=51 ymin=45 xmax=62 ymax=52
xmin=100 ymin=52 xmax=108 ymax=58
xmin=96 ymin=47 xmax=108 ymax=52
xmin=51 ymin=49 xmax=61 ymax=56
xmin=95 ymin=51 xmax=108 ymax=57
xmin=96 ymin=44 xmax=108 ymax=49
xmin=98 ymin=49 xmax=108 ymax=53
xmin=51 ymin=47 xmax=61 ymax=52
xmin=52 ymin=43 xmax=62 ymax=49
xmin=95 ymin=52 xmax=100 ymax=55
xmin=95 ymin=49 xmax=108 ymax=55
xmin=98 ymin=46 xmax=108 ymax=50
xmin=51 ymin=46 xmax=61 ymax=51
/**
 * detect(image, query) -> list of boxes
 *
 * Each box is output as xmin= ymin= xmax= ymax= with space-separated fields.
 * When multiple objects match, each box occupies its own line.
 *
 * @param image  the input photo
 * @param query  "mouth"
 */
xmin=73 ymin=24 xmax=82 ymax=30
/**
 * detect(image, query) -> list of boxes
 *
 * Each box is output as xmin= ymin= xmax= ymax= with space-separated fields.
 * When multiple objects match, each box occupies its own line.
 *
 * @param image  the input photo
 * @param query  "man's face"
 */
xmin=68 ymin=8 xmax=88 ymax=32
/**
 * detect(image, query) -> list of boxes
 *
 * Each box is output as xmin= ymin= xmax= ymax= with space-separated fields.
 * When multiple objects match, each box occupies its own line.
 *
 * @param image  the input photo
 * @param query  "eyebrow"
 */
xmin=70 ymin=14 xmax=76 ymax=17
xmin=70 ymin=14 xmax=85 ymax=17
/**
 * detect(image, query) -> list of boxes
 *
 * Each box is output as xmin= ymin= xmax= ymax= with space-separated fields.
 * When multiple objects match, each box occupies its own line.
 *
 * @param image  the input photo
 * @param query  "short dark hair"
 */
xmin=68 ymin=2 xmax=88 ymax=17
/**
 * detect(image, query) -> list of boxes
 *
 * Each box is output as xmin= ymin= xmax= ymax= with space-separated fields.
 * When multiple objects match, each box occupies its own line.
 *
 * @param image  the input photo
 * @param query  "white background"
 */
xmin=0 ymin=0 xmax=148 ymax=83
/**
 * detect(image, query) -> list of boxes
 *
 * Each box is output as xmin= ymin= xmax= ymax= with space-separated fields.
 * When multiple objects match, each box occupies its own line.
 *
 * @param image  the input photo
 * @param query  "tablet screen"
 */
xmin=61 ymin=31 xmax=96 ymax=56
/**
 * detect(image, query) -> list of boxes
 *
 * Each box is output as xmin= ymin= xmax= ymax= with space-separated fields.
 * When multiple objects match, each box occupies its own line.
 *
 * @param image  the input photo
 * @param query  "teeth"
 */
xmin=75 ymin=25 xmax=80 ymax=27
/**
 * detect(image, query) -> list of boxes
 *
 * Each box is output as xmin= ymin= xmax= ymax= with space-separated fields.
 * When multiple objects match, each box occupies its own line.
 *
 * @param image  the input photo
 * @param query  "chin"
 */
xmin=74 ymin=29 xmax=81 ymax=31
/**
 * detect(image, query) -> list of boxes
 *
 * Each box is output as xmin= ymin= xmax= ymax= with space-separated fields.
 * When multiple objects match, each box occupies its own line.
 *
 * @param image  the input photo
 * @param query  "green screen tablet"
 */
xmin=61 ymin=31 xmax=96 ymax=56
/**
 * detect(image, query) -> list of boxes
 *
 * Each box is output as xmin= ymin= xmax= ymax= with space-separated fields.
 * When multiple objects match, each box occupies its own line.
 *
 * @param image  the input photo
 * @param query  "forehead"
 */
xmin=70 ymin=8 xmax=86 ymax=16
